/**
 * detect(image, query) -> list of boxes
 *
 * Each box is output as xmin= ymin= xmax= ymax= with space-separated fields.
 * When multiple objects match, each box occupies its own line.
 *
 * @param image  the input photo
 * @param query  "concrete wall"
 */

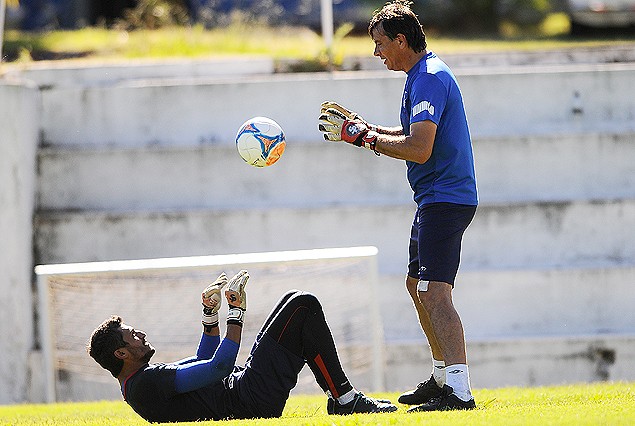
xmin=0 ymin=82 xmax=39 ymax=403
xmin=2 ymin=58 xmax=635 ymax=402
xmin=36 ymin=132 xmax=635 ymax=210
xmin=33 ymin=199 xmax=635 ymax=273
xmin=36 ymin=63 xmax=635 ymax=148
xmin=1 ymin=57 xmax=275 ymax=88
xmin=386 ymin=334 xmax=635 ymax=391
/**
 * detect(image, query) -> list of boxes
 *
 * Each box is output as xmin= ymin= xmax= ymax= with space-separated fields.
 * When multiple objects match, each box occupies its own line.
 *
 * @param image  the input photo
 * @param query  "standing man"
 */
xmin=88 ymin=270 xmax=396 ymax=423
xmin=318 ymin=0 xmax=478 ymax=412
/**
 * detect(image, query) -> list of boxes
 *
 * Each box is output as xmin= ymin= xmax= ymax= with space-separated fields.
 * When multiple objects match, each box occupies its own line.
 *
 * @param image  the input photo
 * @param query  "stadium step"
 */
xmin=345 ymin=45 xmax=635 ymax=71
xmin=34 ymin=198 xmax=635 ymax=275
xmin=380 ymin=266 xmax=635 ymax=342
xmin=2 ymin=56 xmax=274 ymax=89
xmin=385 ymin=333 xmax=635 ymax=391
xmin=37 ymin=132 xmax=635 ymax=211
xmin=36 ymin=62 xmax=635 ymax=148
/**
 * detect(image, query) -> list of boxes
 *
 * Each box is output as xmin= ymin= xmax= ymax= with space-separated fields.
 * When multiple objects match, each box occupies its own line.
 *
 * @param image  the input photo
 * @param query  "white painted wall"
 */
xmin=383 ymin=266 xmax=635 ymax=341
xmin=2 ymin=60 xmax=635 ymax=402
xmin=0 ymin=82 xmax=39 ymax=403
xmin=36 ymin=132 xmax=635 ymax=211
xmin=37 ymin=64 xmax=635 ymax=148
xmin=34 ymin=199 xmax=635 ymax=273
xmin=1 ymin=57 xmax=275 ymax=87
xmin=386 ymin=335 xmax=635 ymax=391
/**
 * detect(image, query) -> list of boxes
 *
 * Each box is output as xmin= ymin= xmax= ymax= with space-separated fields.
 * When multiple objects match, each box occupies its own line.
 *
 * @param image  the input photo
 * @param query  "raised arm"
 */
xmin=173 ymin=270 xmax=249 ymax=393
xmin=173 ymin=272 xmax=228 ymax=365
xmin=319 ymin=100 xmax=435 ymax=163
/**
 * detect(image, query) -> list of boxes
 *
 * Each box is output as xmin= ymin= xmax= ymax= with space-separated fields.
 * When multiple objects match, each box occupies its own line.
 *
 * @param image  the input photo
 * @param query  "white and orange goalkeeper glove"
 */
xmin=319 ymin=101 xmax=378 ymax=132
xmin=225 ymin=270 xmax=249 ymax=326
xmin=319 ymin=107 xmax=379 ymax=151
xmin=201 ymin=272 xmax=228 ymax=329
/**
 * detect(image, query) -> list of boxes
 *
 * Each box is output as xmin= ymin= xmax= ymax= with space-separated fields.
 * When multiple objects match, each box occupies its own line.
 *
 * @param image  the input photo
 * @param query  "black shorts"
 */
xmin=407 ymin=202 xmax=476 ymax=286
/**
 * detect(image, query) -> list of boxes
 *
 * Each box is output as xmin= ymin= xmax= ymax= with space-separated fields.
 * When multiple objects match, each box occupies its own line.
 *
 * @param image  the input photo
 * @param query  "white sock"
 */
xmin=432 ymin=359 xmax=446 ymax=387
xmin=444 ymin=364 xmax=473 ymax=402
xmin=337 ymin=389 xmax=357 ymax=405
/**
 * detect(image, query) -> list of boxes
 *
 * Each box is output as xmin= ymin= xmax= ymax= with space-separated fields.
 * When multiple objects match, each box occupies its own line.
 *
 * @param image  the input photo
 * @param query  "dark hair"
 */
xmin=368 ymin=0 xmax=427 ymax=53
xmin=87 ymin=316 xmax=126 ymax=378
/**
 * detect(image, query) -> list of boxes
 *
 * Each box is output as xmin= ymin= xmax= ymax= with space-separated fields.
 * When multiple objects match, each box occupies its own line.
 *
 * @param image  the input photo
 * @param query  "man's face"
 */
xmin=371 ymin=25 xmax=406 ymax=72
xmin=119 ymin=324 xmax=155 ymax=363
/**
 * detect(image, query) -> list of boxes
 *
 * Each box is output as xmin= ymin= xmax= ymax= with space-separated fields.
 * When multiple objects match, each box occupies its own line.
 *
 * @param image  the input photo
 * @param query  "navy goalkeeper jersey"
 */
xmin=122 ymin=362 xmax=236 ymax=422
xmin=401 ymin=51 xmax=478 ymax=207
xmin=121 ymin=334 xmax=304 ymax=423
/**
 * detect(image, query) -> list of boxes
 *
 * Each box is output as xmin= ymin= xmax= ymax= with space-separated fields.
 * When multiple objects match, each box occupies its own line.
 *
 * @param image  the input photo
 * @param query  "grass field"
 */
xmin=1 ymin=382 xmax=634 ymax=425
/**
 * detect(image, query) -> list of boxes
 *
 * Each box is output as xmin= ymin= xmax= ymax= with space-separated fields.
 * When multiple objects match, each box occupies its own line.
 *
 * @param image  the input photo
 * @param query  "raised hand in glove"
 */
xmin=319 ymin=101 xmax=377 ymax=131
xmin=319 ymin=108 xmax=379 ymax=151
xmin=201 ymin=272 xmax=228 ymax=329
xmin=225 ymin=270 xmax=249 ymax=326
xmin=320 ymin=100 xmax=362 ymax=119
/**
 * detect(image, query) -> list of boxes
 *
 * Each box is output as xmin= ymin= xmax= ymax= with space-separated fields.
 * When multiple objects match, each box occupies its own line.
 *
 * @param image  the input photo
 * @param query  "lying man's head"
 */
xmin=88 ymin=316 xmax=155 ymax=378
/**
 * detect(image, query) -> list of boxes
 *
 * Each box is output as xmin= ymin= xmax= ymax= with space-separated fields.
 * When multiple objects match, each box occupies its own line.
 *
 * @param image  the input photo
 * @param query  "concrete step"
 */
xmin=345 ymin=45 xmax=635 ymax=70
xmin=2 ymin=57 xmax=275 ymax=88
xmin=385 ymin=334 xmax=635 ymax=391
xmin=37 ymin=142 xmax=411 ymax=211
xmin=6 ymin=45 xmax=635 ymax=88
xmin=380 ymin=265 xmax=635 ymax=342
xmin=34 ymin=198 xmax=635 ymax=274
xmin=38 ymin=132 xmax=635 ymax=211
xmin=38 ymin=63 xmax=635 ymax=147
xmin=40 ymin=331 xmax=635 ymax=401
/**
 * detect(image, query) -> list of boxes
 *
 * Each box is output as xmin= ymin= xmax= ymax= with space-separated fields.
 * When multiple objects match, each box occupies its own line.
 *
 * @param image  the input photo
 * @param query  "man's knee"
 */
xmin=281 ymin=289 xmax=302 ymax=299
xmin=418 ymin=281 xmax=453 ymax=309
xmin=288 ymin=291 xmax=320 ymax=310
xmin=301 ymin=292 xmax=320 ymax=308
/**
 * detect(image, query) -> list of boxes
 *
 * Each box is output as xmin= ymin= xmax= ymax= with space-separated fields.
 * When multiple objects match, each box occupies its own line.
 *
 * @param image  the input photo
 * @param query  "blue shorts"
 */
xmin=407 ymin=202 xmax=477 ymax=286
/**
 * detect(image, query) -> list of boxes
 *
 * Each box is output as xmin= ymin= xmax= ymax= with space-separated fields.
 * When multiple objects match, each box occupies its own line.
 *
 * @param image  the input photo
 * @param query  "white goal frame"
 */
xmin=35 ymin=246 xmax=385 ymax=403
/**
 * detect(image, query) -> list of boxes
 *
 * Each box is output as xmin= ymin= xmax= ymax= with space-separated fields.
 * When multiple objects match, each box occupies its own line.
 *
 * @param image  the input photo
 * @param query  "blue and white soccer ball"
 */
xmin=235 ymin=117 xmax=286 ymax=167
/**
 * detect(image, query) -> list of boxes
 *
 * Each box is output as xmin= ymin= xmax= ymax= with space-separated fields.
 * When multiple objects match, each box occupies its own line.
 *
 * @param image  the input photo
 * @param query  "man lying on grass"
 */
xmin=88 ymin=270 xmax=396 ymax=423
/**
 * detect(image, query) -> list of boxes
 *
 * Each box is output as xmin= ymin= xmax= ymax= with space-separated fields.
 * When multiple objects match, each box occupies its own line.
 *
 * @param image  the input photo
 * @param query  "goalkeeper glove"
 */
xmin=201 ymin=272 xmax=228 ymax=330
xmin=225 ymin=270 xmax=249 ymax=326
xmin=319 ymin=101 xmax=378 ymax=132
xmin=319 ymin=108 xmax=379 ymax=152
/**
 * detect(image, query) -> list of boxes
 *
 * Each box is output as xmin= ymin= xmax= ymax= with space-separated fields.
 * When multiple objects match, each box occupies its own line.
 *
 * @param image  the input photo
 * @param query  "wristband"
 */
xmin=202 ymin=305 xmax=219 ymax=328
xmin=227 ymin=307 xmax=245 ymax=326
xmin=342 ymin=120 xmax=380 ymax=155
xmin=359 ymin=131 xmax=378 ymax=150
xmin=358 ymin=131 xmax=380 ymax=156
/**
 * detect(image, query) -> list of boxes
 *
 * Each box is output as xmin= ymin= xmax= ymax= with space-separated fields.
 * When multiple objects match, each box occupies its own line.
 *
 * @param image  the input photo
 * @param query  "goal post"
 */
xmin=34 ymin=246 xmax=385 ymax=402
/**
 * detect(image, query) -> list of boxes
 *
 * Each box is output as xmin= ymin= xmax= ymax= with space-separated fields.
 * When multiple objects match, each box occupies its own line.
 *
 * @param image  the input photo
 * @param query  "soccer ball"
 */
xmin=235 ymin=117 xmax=286 ymax=167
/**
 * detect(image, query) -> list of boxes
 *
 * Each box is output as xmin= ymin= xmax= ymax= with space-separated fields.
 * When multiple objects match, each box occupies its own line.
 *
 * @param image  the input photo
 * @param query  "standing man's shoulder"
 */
xmin=420 ymin=52 xmax=456 ymax=83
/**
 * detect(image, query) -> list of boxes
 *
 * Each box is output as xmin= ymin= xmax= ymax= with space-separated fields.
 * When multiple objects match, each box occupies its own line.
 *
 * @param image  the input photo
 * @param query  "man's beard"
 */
xmin=141 ymin=348 xmax=155 ymax=363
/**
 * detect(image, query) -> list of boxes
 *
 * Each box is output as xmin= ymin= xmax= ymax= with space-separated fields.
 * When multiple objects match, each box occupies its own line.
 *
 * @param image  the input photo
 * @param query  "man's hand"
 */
xmin=320 ymin=101 xmax=363 ymax=121
xmin=201 ymin=272 xmax=228 ymax=329
xmin=320 ymin=101 xmax=378 ymax=131
xmin=319 ymin=108 xmax=378 ymax=151
xmin=225 ymin=270 xmax=249 ymax=326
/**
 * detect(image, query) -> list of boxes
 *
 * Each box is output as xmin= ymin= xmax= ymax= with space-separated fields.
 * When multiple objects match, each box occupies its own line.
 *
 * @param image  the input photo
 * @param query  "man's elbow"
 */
xmin=214 ymin=360 xmax=234 ymax=378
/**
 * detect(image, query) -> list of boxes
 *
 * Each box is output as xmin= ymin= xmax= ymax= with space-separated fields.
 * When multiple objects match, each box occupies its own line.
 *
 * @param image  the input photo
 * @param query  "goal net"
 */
xmin=34 ymin=246 xmax=385 ymax=402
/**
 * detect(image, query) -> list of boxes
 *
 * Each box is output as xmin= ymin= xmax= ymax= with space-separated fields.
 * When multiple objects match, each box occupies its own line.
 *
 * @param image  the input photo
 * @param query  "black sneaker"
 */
xmin=407 ymin=384 xmax=476 ymax=412
xmin=327 ymin=392 xmax=398 ymax=415
xmin=398 ymin=375 xmax=444 ymax=405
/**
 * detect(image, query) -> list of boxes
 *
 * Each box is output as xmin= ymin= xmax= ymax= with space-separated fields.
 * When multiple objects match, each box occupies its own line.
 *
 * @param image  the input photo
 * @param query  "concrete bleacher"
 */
xmin=4 ymin=53 xmax=635 ymax=399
